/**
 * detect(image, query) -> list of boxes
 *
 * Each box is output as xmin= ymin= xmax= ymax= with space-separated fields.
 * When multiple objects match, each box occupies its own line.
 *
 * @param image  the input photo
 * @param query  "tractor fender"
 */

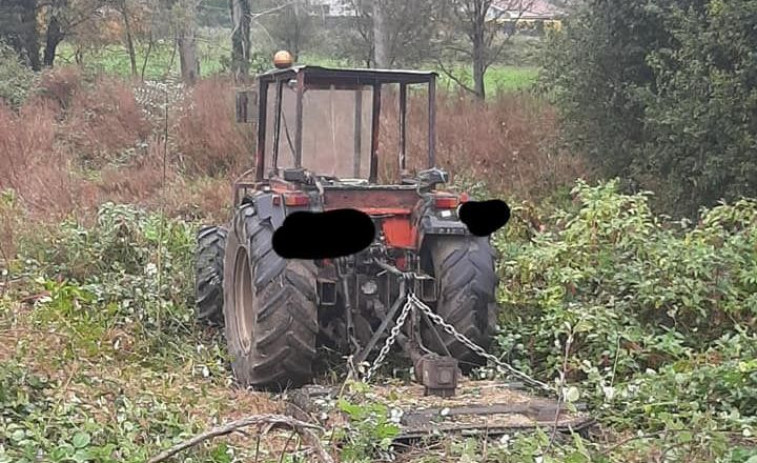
xmin=240 ymin=193 xmax=286 ymax=230
xmin=252 ymin=193 xmax=287 ymax=230
xmin=415 ymin=198 xmax=471 ymax=250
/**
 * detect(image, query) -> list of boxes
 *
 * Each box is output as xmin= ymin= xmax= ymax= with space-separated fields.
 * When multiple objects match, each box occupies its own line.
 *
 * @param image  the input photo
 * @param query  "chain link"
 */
xmin=407 ymin=293 xmax=554 ymax=393
xmin=363 ymin=299 xmax=414 ymax=383
xmin=360 ymin=289 xmax=554 ymax=394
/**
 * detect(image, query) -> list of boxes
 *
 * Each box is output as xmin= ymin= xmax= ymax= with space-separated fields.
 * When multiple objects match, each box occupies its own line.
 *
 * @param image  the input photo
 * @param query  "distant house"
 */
xmin=310 ymin=0 xmax=358 ymax=19
xmin=308 ymin=0 xmax=565 ymax=34
xmin=489 ymin=0 xmax=566 ymax=35
xmin=489 ymin=0 xmax=567 ymax=21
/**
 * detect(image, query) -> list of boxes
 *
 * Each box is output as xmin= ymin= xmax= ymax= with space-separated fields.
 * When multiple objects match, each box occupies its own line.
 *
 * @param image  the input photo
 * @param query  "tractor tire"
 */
xmin=195 ymin=225 xmax=228 ymax=326
xmin=423 ymin=236 xmax=499 ymax=372
xmin=222 ymin=203 xmax=319 ymax=390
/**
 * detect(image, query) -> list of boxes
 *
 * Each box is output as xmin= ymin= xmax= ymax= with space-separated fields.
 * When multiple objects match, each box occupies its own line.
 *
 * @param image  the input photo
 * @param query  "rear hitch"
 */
xmin=414 ymin=354 xmax=459 ymax=398
xmin=404 ymin=335 xmax=459 ymax=398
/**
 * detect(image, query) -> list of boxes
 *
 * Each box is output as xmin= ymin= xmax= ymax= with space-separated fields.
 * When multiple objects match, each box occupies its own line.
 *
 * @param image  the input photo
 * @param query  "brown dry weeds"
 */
xmin=0 ymin=65 xmax=584 ymax=255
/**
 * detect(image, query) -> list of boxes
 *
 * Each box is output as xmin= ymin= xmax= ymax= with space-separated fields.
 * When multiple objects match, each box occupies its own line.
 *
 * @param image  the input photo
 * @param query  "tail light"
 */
xmin=434 ymin=194 xmax=459 ymax=209
xmin=283 ymin=192 xmax=310 ymax=206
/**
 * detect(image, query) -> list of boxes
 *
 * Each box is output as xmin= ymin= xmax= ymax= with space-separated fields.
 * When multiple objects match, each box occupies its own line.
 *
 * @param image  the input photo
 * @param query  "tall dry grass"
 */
xmin=378 ymin=89 xmax=584 ymax=198
xmin=0 ymin=66 xmax=584 ymax=255
xmin=174 ymin=76 xmax=255 ymax=178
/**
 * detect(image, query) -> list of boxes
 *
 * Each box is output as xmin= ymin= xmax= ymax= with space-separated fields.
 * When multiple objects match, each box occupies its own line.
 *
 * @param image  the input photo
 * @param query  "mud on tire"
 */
xmin=223 ymin=204 xmax=319 ymax=390
xmin=195 ymin=225 xmax=228 ymax=326
xmin=423 ymin=236 xmax=499 ymax=372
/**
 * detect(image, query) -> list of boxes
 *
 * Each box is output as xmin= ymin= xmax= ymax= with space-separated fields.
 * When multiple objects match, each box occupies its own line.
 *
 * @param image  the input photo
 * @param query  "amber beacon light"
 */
xmin=273 ymin=50 xmax=294 ymax=69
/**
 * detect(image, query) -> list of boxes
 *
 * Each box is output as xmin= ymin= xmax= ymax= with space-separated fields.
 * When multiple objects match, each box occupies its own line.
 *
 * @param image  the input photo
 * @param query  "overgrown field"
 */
xmin=1 ymin=67 xmax=756 ymax=462
xmin=2 ymin=181 xmax=757 ymax=462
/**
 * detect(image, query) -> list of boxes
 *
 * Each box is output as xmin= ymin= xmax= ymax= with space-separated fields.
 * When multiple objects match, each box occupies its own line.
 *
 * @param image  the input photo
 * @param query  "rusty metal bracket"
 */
xmin=414 ymin=354 xmax=459 ymax=398
xmin=354 ymin=278 xmax=407 ymax=366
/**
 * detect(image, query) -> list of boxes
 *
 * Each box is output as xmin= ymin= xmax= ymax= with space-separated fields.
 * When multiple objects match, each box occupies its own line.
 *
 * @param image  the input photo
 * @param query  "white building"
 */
xmin=310 ymin=0 xmax=358 ymax=18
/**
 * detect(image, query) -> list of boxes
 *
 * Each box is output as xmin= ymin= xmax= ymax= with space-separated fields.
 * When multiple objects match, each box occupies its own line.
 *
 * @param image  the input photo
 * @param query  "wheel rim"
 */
xmin=232 ymin=246 xmax=254 ymax=352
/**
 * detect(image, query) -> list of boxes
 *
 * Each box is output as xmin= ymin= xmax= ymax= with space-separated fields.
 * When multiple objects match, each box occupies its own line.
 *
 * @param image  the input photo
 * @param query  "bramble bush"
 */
xmin=18 ymin=202 xmax=197 ymax=333
xmin=490 ymin=179 xmax=757 ymax=460
xmin=0 ymin=202 xmax=280 ymax=462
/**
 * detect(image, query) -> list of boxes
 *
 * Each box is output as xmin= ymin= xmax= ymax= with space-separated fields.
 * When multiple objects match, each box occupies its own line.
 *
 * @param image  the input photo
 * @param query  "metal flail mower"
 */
xmin=285 ymin=291 xmax=595 ymax=443
xmin=287 ymin=380 xmax=594 ymax=442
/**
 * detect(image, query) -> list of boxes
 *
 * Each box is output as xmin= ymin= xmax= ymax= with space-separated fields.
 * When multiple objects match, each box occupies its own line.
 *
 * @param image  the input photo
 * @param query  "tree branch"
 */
xmin=435 ymin=57 xmax=477 ymax=95
xmin=147 ymin=414 xmax=334 ymax=463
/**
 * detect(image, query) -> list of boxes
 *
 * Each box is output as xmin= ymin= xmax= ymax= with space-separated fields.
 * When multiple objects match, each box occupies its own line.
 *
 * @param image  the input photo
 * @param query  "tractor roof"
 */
xmin=256 ymin=65 xmax=438 ymax=87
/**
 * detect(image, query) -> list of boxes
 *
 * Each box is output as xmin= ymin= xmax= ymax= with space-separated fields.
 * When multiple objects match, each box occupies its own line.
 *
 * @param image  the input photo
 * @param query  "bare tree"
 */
xmin=38 ymin=0 xmax=106 ymax=67
xmin=113 ymin=0 xmax=139 ymax=75
xmin=342 ymin=0 xmax=440 ymax=68
xmin=257 ymin=0 xmax=314 ymax=61
xmin=435 ymin=0 xmax=533 ymax=99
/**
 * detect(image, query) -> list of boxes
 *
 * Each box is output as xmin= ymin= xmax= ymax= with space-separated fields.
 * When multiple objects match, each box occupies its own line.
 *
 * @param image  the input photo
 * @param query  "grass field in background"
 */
xmin=56 ymin=36 xmax=541 ymax=93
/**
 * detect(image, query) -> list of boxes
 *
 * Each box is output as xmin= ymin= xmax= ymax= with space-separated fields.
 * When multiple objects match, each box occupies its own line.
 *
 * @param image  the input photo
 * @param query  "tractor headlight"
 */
xmin=361 ymin=280 xmax=378 ymax=296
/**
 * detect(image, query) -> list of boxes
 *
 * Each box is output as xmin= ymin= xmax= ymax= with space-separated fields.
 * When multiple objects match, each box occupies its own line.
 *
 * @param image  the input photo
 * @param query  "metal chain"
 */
xmin=407 ymin=293 xmax=554 ymax=393
xmin=363 ymin=299 xmax=414 ymax=383
xmin=360 ymin=288 xmax=554 ymax=394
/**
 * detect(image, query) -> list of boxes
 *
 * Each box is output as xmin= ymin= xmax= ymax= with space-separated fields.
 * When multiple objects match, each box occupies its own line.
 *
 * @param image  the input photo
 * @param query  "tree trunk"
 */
xmin=120 ymin=0 xmax=138 ymax=76
xmin=229 ymin=0 xmax=251 ymax=84
xmin=20 ymin=0 xmax=41 ymax=71
xmin=75 ymin=45 xmax=84 ymax=67
xmin=372 ymin=0 xmax=388 ymax=68
xmin=472 ymin=41 xmax=486 ymax=100
xmin=472 ymin=9 xmax=486 ymax=100
xmin=141 ymin=33 xmax=154 ymax=80
xmin=178 ymin=29 xmax=199 ymax=85
xmin=290 ymin=1 xmax=301 ymax=60
xmin=43 ymin=15 xmax=64 ymax=67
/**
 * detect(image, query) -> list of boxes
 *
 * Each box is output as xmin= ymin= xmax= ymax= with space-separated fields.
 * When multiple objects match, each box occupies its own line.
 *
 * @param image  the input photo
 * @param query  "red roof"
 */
xmin=492 ymin=0 xmax=566 ymax=18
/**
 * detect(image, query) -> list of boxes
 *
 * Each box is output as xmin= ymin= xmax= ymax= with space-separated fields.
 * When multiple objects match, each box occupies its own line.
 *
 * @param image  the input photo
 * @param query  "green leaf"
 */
xmin=678 ymin=431 xmax=693 ymax=443
xmin=565 ymin=451 xmax=589 ymax=463
xmin=72 ymin=432 xmax=91 ymax=449
xmin=573 ymin=319 xmax=593 ymax=333
xmin=564 ymin=386 xmax=580 ymax=402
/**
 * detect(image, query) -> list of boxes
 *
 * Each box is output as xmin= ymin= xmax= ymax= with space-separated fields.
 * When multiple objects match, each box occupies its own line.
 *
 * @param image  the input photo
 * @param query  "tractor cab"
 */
xmin=233 ymin=58 xmax=470 ymax=256
xmin=251 ymin=62 xmax=439 ymax=184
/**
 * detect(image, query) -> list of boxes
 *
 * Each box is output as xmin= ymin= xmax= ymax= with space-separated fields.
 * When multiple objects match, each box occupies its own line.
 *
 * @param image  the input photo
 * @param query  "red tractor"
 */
xmin=195 ymin=57 xmax=500 ymax=391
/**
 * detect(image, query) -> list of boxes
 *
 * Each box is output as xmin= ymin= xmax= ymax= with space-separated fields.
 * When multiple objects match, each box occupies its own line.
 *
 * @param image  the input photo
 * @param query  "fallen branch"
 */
xmin=147 ymin=414 xmax=334 ymax=463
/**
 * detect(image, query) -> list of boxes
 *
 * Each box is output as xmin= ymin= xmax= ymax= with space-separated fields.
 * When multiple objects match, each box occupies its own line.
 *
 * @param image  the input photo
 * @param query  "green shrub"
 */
xmin=541 ymin=0 xmax=757 ymax=218
xmin=643 ymin=0 xmax=757 ymax=217
xmin=0 ymin=40 xmax=36 ymax=108
xmin=494 ymin=180 xmax=757 ymax=430
xmin=16 ymin=203 xmax=199 ymax=355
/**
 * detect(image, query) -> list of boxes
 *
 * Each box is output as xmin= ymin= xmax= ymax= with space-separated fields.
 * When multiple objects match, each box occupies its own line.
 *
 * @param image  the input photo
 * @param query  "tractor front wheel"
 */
xmin=423 ymin=236 xmax=499 ymax=373
xmin=222 ymin=204 xmax=319 ymax=390
xmin=195 ymin=225 xmax=228 ymax=326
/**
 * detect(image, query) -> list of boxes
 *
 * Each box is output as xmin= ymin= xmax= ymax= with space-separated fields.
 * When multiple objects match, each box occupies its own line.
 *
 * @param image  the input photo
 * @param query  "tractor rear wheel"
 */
xmin=222 ymin=204 xmax=319 ymax=390
xmin=195 ymin=225 xmax=228 ymax=326
xmin=423 ymin=236 xmax=499 ymax=372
